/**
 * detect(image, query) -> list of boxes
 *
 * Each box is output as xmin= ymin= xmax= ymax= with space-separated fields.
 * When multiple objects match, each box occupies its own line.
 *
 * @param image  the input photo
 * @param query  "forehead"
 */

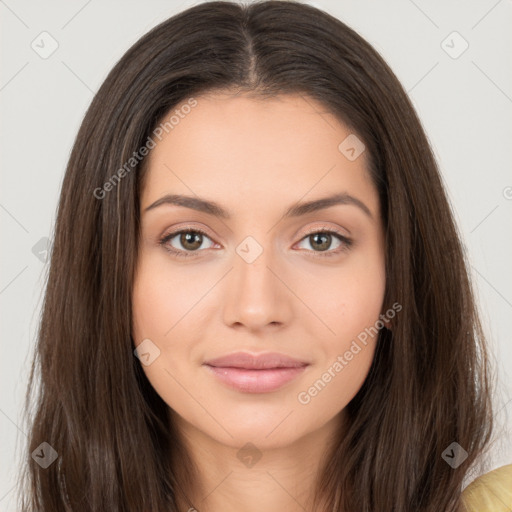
xmin=141 ymin=92 xmax=378 ymax=217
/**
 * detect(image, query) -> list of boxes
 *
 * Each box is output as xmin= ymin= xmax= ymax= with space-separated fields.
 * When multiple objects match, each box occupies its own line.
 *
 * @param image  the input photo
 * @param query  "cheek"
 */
xmin=131 ymin=259 xmax=199 ymax=410
xmin=131 ymin=258 xmax=186 ymax=390
xmin=293 ymin=251 xmax=385 ymax=405
xmin=297 ymin=249 xmax=386 ymax=344
xmin=131 ymin=253 xmax=217 ymax=397
xmin=296 ymin=274 xmax=385 ymax=413
xmin=297 ymin=341 xmax=375 ymax=417
xmin=132 ymin=254 xmax=206 ymax=341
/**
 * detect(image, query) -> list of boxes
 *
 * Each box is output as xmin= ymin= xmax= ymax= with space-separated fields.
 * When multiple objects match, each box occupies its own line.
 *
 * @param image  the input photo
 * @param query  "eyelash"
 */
xmin=158 ymin=226 xmax=353 ymax=259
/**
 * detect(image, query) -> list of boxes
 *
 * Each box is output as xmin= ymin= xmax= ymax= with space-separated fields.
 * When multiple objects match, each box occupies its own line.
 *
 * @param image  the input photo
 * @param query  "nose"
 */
xmin=221 ymin=242 xmax=293 ymax=332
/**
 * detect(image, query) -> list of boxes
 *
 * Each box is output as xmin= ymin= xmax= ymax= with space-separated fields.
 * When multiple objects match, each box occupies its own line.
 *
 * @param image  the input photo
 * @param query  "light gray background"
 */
xmin=1 ymin=0 xmax=511 ymax=509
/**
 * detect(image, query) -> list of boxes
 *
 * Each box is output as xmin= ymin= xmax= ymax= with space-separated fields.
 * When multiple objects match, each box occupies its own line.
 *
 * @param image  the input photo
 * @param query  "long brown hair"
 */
xmin=19 ymin=1 xmax=496 ymax=510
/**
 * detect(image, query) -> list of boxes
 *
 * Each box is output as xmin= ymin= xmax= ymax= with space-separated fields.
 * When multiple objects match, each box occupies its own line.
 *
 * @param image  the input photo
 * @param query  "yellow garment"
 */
xmin=460 ymin=464 xmax=512 ymax=511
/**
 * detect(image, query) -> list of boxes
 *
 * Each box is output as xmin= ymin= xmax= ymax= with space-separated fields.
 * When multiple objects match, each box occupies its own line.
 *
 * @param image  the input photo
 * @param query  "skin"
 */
xmin=132 ymin=91 xmax=386 ymax=512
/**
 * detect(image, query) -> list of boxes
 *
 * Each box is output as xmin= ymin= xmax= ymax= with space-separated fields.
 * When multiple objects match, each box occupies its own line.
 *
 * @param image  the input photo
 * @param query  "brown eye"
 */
xmin=178 ymin=231 xmax=203 ymax=251
xmin=295 ymin=229 xmax=353 ymax=257
xmin=159 ymin=229 xmax=215 ymax=257
xmin=309 ymin=232 xmax=332 ymax=251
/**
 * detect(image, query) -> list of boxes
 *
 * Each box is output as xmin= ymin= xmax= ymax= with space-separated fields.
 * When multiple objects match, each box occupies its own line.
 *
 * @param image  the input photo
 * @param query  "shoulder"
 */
xmin=460 ymin=464 xmax=512 ymax=511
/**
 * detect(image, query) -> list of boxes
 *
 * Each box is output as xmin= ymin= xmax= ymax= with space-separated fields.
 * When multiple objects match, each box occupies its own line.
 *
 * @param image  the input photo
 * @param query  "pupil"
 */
xmin=312 ymin=233 xmax=330 ymax=251
xmin=182 ymin=232 xmax=202 ymax=250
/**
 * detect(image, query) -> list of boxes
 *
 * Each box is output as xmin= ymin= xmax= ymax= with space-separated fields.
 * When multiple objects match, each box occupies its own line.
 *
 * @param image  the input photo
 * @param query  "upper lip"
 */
xmin=204 ymin=352 xmax=309 ymax=370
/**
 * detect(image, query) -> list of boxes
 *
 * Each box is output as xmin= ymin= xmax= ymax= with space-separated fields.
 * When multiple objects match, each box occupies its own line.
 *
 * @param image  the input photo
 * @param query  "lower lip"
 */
xmin=204 ymin=365 xmax=308 ymax=393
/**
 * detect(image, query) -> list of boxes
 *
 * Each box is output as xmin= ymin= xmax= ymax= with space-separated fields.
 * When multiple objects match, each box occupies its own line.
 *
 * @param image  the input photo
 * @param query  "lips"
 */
xmin=203 ymin=352 xmax=309 ymax=393
xmin=204 ymin=351 xmax=309 ymax=370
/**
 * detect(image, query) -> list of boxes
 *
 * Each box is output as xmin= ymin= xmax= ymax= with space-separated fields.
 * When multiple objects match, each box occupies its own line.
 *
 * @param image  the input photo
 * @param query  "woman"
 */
xmin=19 ymin=1 xmax=511 ymax=511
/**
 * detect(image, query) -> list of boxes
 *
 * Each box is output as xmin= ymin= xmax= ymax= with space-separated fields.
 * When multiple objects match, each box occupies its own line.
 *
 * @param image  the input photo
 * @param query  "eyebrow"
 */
xmin=143 ymin=192 xmax=373 ymax=220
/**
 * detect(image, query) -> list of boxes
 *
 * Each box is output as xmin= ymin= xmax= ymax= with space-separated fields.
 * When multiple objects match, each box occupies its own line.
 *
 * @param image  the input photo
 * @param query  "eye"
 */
xmin=159 ymin=228 xmax=216 ymax=258
xmin=295 ymin=228 xmax=353 ymax=257
xmin=158 ymin=226 xmax=353 ymax=259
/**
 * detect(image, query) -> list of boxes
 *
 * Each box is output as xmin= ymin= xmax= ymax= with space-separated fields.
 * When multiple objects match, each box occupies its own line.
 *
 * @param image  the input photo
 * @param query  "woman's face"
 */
xmin=132 ymin=92 xmax=386 ymax=449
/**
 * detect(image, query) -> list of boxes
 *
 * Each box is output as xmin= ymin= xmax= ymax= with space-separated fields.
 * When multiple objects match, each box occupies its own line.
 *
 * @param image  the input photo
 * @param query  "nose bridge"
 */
xmin=222 ymin=233 xmax=290 ymax=329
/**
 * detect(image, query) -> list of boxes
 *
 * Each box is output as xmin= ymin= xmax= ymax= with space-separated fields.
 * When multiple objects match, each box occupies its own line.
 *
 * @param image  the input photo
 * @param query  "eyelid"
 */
xmin=298 ymin=223 xmax=350 ymax=239
xmin=292 ymin=225 xmax=353 ymax=257
xmin=159 ymin=223 xmax=352 ymax=257
xmin=159 ymin=222 xmax=217 ymax=243
xmin=159 ymin=225 xmax=217 ymax=249
xmin=160 ymin=222 xmax=349 ymax=242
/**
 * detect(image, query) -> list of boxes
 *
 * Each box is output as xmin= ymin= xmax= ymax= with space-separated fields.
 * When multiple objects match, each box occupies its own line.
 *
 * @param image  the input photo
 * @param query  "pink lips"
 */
xmin=205 ymin=352 xmax=308 ymax=370
xmin=204 ymin=352 xmax=308 ymax=393
xmin=203 ymin=352 xmax=309 ymax=393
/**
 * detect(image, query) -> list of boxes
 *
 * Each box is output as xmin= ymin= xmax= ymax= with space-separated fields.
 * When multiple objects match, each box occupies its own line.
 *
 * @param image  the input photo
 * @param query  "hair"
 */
xmin=18 ymin=1 xmax=497 ymax=511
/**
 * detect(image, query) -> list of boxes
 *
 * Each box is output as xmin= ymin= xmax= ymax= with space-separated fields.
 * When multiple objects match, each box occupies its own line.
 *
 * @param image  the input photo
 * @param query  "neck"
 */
xmin=170 ymin=411 xmax=345 ymax=512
